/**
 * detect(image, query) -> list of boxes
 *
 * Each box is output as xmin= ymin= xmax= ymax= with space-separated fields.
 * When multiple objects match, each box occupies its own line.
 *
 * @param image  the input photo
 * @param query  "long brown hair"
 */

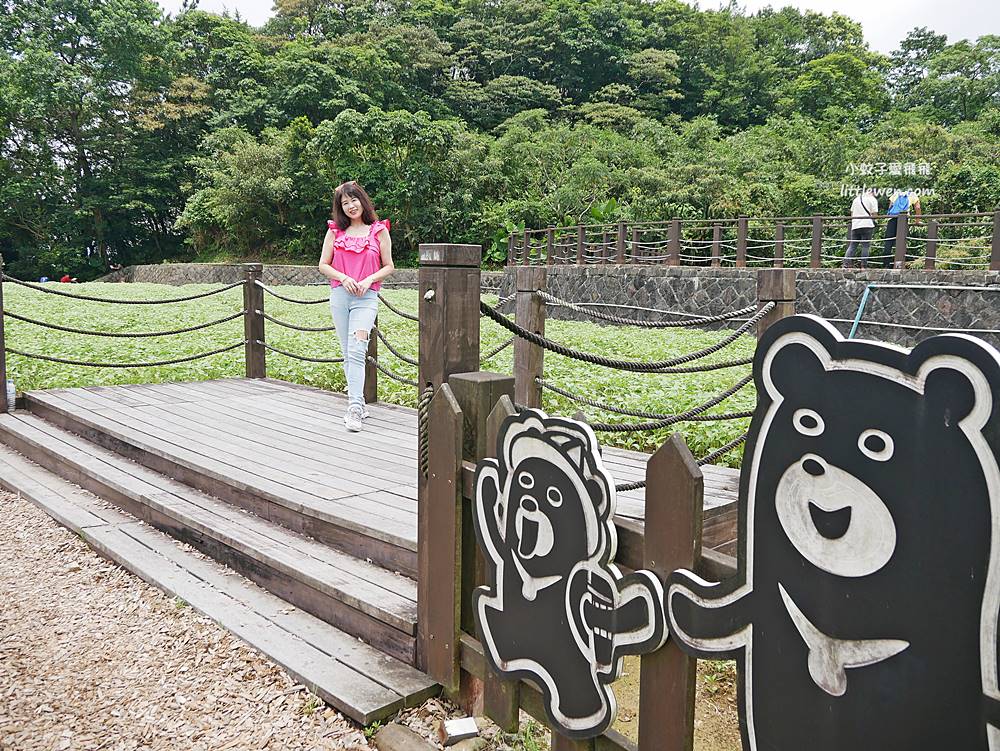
xmin=331 ymin=181 xmax=379 ymax=230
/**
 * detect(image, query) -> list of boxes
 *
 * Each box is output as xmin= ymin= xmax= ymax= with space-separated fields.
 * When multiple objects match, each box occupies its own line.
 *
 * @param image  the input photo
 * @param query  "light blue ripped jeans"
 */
xmin=329 ymin=286 xmax=378 ymax=409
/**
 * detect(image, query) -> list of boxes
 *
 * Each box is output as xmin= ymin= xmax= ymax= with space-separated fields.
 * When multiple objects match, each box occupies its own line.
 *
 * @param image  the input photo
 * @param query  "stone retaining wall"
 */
xmin=98 ymin=263 xmax=505 ymax=290
xmin=99 ymin=263 xmax=1000 ymax=349
xmin=502 ymin=266 xmax=1000 ymax=349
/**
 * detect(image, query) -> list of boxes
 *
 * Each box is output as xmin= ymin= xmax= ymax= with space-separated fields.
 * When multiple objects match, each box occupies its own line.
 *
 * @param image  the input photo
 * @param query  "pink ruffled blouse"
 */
xmin=327 ymin=219 xmax=391 ymax=291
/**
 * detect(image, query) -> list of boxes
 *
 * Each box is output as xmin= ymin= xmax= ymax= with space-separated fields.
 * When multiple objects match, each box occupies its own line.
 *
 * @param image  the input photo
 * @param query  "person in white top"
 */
xmin=843 ymin=190 xmax=879 ymax=268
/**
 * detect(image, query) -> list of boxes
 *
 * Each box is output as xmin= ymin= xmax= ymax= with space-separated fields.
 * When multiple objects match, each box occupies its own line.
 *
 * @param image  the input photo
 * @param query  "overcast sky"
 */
xmin=156 ymin=0 xmax=998 ymax=54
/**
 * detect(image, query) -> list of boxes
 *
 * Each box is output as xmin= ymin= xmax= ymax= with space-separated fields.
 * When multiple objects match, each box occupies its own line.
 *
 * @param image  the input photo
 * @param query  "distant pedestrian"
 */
xmin=844 ymin=190 xmax=878 ymax=268
xmin=880 ymin=190 xmax=922 ymax=267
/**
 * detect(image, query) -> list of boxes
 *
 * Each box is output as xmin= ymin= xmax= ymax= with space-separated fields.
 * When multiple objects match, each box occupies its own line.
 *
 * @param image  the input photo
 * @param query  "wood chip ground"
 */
xmin=0 ymin=490 xmax=369 ymax=751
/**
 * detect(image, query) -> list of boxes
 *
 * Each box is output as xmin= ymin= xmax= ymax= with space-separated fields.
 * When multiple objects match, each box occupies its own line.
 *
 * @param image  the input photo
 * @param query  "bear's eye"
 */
xmin=546 ymin=486 xmax=563 ymax=507
xmin=793 ymin=408 xmax=825 ymax=437
xmin=517 ymin=472 xmax=535 ymax=489
xmin=858 ymin=429 xmax=894 ymax=462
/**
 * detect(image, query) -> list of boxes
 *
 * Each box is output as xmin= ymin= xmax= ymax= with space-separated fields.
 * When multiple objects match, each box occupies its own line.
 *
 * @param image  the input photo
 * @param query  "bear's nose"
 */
xmin=802 ymin=458 xmax=825 ymax=477
xmin=521 ymin=497 xmax=538 ymax=513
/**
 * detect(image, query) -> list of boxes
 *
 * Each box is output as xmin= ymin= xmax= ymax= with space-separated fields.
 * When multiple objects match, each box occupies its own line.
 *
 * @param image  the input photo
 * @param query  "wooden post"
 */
xmin=756 ymin=268 xmax=796 ymax=339
xmin=547 ymin=226 xmax=556 ymax=266
xmin=810 ymin=215 xmax=822 ymax=268
xmin=514 ymin=266 xmax=546 ymax=409
xmin=631 ymin=226 xmax=641 ymax=264
xmin=422 ymin=384 xmax=464 ymax=694
xmin=364 ymin=317 xmax=378 ymax=404
xmin=773 ymin=222 xmax=784 ymax=269
xmin=711 ymin=224 xmax=721 ymax=268
xmin=668 ymin=220 xmax=681 ymax=266
xmin=506 ymin=234 xmax=514 ymax=267
xmin=418 ymin=244 xmax=481 ymax=392
xmin=243 ymin=263 xmax=266 ymax=379
xmin=925 ymin=219 xmax=938 ymax=271
xmin=449 ymin=372 xmax=515 ymax=717
xmin=616 ymin=221 xmax=626 ymax=264
xmin=991 ymin=211 xmax=1000 ymax=272
xmin=0 ymin=256 xmax=7 ymax=414
xmin=576 ymin=226 xmax=585 ymax=265
xmin=736 ymin=216 xmax=748 ymax=268
xmin=894 ymin=214 xmax=909 ymax=269
xmin=601 ymin=229 xmax=610 ymax=264
xmin=638 ymin=435 xmax=704 ymax=751
xmin=417 ymin=243 xmax=481 ymax=674
xmin=522 ymin=231 xmax=530 ymax=265
xmin=480 ymin=394 xmax=520 ymax=731
xmin=551 ymin=734 xmax=594 ymax=751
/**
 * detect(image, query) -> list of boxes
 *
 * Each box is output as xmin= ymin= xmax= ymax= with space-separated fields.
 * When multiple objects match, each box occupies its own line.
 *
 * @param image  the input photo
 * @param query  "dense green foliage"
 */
xmin=2 ymin=283 xmax=754 ymax=463
xmin=2 ymin=0 xmax=999 ymax=278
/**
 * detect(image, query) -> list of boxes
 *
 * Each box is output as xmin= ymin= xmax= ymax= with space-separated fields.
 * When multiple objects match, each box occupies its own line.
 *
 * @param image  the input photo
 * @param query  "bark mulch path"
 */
xmin=0 ymin=490 xmax=370 ymax=751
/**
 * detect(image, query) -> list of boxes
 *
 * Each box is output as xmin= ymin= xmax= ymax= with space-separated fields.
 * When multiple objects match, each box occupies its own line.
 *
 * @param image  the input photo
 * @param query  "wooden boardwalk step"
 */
xmin=24 ymin=387 xmax=418 ymax=577
xmin=0 ymin=443 xmax=438 ymax=725
xmin=0 ymin=412 xmax=419 ymax=665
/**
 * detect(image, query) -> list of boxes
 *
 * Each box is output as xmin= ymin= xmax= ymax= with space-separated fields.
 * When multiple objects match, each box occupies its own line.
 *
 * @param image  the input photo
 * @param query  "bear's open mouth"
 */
xmin=808 ymin=501 xmax=852 ymax=540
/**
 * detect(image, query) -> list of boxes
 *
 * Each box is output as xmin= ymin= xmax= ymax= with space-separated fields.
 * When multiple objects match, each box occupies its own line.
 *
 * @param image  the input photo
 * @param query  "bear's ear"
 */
xmin=924 ymin=365 xmax=979 ymax=427
xmin=763 ymin=339 xmax=828 ymax=402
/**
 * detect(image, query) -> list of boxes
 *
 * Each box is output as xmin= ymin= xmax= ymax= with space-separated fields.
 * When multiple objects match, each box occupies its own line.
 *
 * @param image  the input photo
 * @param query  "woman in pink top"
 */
xmin=318 ymin=181 xmax=395 ymax=432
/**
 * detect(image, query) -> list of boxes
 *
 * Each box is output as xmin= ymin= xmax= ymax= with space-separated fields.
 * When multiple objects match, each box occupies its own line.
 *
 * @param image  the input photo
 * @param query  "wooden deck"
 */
xmin=19 ymin=377 xmax=740 ymax=559
xmin=0 ymin=377 xmax=740 ymax=722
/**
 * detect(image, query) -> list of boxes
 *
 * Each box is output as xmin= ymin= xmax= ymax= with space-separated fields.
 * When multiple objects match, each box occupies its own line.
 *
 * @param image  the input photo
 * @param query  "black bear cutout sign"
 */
xmin=473 ymin=410 xmax=667 ymax=738
xmin=666 ymin=315 xmax=1000 ymax=750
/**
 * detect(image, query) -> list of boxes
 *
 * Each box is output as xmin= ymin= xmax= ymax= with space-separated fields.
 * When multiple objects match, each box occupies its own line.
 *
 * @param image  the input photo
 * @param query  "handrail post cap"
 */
xmin=514 ymin=266 xmax=547 ymax=290
xmin=419 ymin=244 xmax=481 ymax=267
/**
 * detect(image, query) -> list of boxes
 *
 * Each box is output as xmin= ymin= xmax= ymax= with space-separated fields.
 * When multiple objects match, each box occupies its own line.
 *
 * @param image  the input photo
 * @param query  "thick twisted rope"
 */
xmin=614 ymin=431 xmax=749 ymax=491
xmin=5 ymin=340 xmax=246 ymax=368
xmin=697 ymin=433 xmax=747 ymax=466
xmin=377 ymin=293 xmax=419 ymax=321
xmin=496 ymin=292 xmax=516 ymax=308
xmin=538 ymin=291 xmax=758 ymax=328
xmin=480 ymin=300 xmax=771 ymax=373
xmin=418 ymin=386 xmax=435 ymax=477
xmin=254 ymin=281 xmax=327 ymax=305
xmin=541 ymin=373 xmax=754 ymax=431
xmin=367 ymin=356 xmax=418 ymax=387
xmin=375 ymin=328 xmax=419 ymax=366
xmin=259 ymin=311 xmax=336 ymax=332
xmin=481 ymin=337 xmax=515 ymax=361
xmin=615 ymin=479 xmax=646 ymax=492
xmin=258 ymin=341 xmax=344 ymax=363
xmin=3 ymin=309 xmax=246 ymax=338
xmin=2 ymin=275 xmax=243 ymax=304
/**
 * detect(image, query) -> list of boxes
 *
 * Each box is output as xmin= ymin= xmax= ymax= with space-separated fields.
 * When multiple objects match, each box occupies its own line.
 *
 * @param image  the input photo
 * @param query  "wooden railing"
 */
xmin=509 ymin=211 xmax=1000 ymax=271
xmin=414 ymin=245 xmax=797 ymax=751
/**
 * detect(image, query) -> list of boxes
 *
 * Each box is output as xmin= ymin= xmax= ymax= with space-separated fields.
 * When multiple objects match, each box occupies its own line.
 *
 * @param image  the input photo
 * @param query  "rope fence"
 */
xmin=2 ymin=309 xmax=246 ymax=338
xmin=6 ymin=340 xmax=247 ymax=368
xmin=3 ymin=274 xmax=243 ymax=304
xmin=480 ymin=299 xmax=771 ymax=373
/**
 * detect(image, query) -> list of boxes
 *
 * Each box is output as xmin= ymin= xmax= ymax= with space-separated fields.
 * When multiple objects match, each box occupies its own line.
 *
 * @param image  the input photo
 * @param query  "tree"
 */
xmin=0 ymin=0 xmax=176 ymax=277
xmin=915 ymin=37 xmax=1000 ymax=124
xmin=889 ymin=27 xmax=948 ymax=106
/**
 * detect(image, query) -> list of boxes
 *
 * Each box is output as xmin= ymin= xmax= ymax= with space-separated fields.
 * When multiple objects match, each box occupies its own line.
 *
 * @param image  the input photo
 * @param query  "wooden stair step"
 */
xmin=24 ymin=389 xmax=418 ymax=577
xmin=0 ymin=412 xmax=418 ymax=663
xmin=0 ymin=444 xmax=438 ymax=725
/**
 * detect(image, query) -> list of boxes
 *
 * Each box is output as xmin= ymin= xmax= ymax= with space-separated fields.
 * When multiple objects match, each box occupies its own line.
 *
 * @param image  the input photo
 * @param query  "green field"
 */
xmin=1 ymin=282 xmax=756 ymax=466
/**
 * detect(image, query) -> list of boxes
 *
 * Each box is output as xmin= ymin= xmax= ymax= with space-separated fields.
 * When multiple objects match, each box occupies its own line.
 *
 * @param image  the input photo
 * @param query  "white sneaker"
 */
xmin=362 ymin=406 xmax=371 ymax=419
xmin=344 ymin=405 xmax=364 ymax=432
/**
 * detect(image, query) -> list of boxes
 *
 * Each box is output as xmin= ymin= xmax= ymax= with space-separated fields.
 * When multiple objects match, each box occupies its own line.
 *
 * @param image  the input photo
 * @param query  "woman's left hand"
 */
xmin=355 ymin=278 xmax=373 ymax=296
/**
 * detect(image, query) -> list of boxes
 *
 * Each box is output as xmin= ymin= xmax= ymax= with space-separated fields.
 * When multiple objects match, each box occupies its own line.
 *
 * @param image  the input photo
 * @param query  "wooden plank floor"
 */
xmin=25 ymin=377 xmax=740 ymax=555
